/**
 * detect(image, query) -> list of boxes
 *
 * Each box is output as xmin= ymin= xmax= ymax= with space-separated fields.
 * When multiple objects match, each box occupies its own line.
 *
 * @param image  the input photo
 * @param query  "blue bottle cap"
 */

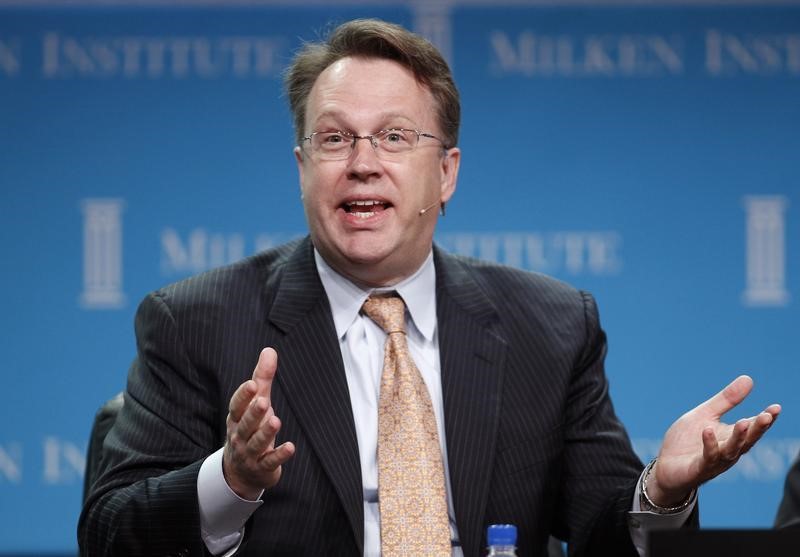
xmin=487 ymin=524 xmax=517 ymax=546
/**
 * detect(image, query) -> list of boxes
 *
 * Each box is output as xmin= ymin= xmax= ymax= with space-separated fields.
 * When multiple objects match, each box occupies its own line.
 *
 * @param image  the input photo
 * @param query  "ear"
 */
xmin=294 ymin=145 xmax=306 ymax=191
xmin=439 ymin=147 xmax=460 ymax=204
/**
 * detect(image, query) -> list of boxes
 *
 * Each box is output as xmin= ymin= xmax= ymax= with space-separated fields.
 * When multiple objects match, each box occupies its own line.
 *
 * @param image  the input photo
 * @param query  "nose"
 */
xmin=346 ymin=135 xmax=382 ymax=181
xmin=354 ymin=135 xmax=379 ymax=150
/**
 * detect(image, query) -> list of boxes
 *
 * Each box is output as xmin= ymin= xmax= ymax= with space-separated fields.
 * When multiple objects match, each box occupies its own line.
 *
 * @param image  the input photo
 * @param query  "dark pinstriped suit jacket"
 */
xmin=79 ymin=236 xmax=645 ymax=557
xmin=776 ymin=452 xmax=800 ymax=528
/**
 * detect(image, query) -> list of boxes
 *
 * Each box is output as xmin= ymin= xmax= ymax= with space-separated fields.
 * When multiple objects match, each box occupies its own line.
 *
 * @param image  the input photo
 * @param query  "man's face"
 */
xmin=295 ymin=56 xmax=460 ymax=287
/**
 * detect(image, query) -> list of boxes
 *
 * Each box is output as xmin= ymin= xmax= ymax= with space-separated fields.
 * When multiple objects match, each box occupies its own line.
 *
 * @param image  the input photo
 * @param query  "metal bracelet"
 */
xmin=641 ymin=458 xmax=693 ymax=514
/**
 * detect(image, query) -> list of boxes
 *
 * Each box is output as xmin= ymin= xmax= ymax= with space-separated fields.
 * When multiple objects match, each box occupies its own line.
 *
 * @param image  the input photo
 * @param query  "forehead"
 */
xmin=305 ymin=56 xmax=436 ymax=130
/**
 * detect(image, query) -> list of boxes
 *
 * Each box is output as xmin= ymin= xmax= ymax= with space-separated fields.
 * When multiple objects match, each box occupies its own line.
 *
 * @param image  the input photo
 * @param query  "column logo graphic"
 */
xmin=80 ymin=198 xmax=126 ymax=309
xmin=742 ymin=195 xmax=789 ymax=307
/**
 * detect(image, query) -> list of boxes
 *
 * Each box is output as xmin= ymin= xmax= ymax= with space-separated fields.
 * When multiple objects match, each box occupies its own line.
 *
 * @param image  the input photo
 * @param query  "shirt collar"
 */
xmin=314 ymin=249 xmax=437 ymax=342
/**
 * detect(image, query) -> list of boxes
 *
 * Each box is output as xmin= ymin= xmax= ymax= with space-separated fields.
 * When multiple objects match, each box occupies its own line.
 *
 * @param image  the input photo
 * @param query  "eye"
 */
xmin=383 ymin=129 xmax=411 ymax=144
xmin=315 ymin=131 xmax=351 ymax=151
xmin=321 ymin=132 xmax=346 ymax=144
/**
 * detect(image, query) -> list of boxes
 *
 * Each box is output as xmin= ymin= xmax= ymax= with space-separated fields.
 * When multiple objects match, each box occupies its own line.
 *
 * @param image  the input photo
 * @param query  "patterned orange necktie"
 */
xmin=361 ymin=293 xmax=451 ymax=557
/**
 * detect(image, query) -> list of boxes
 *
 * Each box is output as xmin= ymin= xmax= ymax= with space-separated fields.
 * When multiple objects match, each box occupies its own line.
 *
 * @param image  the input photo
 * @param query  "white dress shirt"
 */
xmin=196 ymin=249 xmax=694 ymax=556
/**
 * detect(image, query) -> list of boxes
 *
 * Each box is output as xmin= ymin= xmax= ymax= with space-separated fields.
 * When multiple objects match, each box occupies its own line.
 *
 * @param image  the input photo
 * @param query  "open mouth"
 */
xmin=342 ymin=200 xmax=391 ymax=218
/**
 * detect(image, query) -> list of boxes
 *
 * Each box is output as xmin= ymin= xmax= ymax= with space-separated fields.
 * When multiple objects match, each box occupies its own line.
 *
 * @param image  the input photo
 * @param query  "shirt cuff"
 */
xmin=198 ymin=447 xmax=263 ymax=555
xmin=628 ymin=468 xmax=697 ymax=557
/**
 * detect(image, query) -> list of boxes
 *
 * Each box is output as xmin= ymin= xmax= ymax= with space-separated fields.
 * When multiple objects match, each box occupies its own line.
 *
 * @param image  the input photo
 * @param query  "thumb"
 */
xmin=252 ymin=347 xmax=278 ymax=398
xmin=701 ymin=375 xmax=753 ymax=418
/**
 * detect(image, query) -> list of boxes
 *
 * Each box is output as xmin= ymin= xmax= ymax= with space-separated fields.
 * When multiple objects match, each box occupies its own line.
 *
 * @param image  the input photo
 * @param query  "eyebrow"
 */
xmin=311 ymin=110 xmax=419 ymax=131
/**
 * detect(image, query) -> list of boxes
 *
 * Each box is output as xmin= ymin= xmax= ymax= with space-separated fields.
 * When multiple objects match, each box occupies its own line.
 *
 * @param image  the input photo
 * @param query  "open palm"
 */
xmin=648 ymin=375 xmax=780 ymax=506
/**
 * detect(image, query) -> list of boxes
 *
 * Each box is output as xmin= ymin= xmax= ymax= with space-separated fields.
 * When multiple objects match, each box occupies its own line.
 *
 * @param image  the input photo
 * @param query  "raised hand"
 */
xmin=647 ymin=375 xmax=781 ymax=507
xmin=222 ymin=347 xmax=296 ymax=500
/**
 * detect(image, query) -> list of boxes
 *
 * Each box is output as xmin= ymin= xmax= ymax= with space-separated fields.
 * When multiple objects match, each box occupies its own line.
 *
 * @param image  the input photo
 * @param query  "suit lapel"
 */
xmin=435 ymin=247 xmax=507 ymax=557
xmin=268 ymin=238 xmax=364 ymax=552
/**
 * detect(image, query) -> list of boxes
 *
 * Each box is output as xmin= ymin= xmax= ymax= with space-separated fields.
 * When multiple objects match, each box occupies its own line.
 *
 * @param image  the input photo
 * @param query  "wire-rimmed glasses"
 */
xmin=300 ymin=128 xmax=447 ymax=161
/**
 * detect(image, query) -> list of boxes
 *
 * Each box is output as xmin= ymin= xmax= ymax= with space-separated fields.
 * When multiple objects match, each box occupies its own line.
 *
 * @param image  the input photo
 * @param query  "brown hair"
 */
xmin=284 ymin=18 xmax=460 ymax=148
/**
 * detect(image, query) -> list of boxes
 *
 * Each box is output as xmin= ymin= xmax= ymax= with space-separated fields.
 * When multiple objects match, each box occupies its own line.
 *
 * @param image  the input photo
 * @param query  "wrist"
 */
xmin=640 ymin=459 xmax=693 ymax=513
xmin=222 ymin=456 xmax=262 ymax=501
xmin=226 ymin=474 xmax=262 ymax=501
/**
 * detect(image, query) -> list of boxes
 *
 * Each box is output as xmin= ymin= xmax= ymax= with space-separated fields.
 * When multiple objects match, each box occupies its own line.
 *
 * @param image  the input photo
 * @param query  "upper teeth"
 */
xmin=348 ymin=200 xmax=382 ymax=206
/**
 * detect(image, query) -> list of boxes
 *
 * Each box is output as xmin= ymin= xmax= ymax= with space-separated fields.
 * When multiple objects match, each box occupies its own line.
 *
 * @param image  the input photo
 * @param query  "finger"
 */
xmin=259 ymin=440 xmax=296 ymax=470
xmin=252 ymin=347 xmax=278 ymax=398
xmin=245 ymin=411 xmax=280 ymax=458
xmin=228 ymin=379 xmax=258 ymax=423
xmin=702 ymin=375 xmax=753 ymax=417
xmin=739 ymin=410 xmax=779 ymax=453
xmin=236 ymin=396 xmax=269 ymax=444
xmin=720 ymin=419 xmax=750 ymax=461
xmin=701 ymin=426 xmax=720 ymax=464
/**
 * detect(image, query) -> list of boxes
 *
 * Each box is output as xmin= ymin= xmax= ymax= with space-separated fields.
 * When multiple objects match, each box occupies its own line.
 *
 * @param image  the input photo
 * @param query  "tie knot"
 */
xmin=362 ymin=294 xmax=406 ymax=335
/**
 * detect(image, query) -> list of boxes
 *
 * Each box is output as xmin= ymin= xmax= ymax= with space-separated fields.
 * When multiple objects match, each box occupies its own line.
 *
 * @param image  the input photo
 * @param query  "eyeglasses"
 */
xmin=300 ymin=128 xmax=447 ymax=161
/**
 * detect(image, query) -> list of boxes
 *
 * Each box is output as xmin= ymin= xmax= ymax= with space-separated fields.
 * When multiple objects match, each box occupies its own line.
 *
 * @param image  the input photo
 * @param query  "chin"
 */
xmin=338 ymin=247 xmax=399 ymax=278
xmin=343 ymin=249 xmax=392 ymax=268
xmin=337 ymin=235 xmax=394 ymax=260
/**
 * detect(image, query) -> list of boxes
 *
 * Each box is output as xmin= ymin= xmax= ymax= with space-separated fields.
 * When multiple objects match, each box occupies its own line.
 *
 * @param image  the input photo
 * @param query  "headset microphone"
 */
xmin=418 ymin=201 xmax=440 ymax=216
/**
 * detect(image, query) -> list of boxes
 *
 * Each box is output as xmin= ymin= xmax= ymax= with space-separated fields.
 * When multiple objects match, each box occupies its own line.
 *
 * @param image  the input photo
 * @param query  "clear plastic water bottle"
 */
xmin=486 ymin=524 xmax=517 ymax=556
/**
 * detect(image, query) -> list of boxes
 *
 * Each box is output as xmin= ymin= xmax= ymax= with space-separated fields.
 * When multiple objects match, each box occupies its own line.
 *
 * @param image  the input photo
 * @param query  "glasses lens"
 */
xmin=377 ymin=129 xmax=417 ymax=154
xmin=312 ymin=132 xmax=352 ymax=160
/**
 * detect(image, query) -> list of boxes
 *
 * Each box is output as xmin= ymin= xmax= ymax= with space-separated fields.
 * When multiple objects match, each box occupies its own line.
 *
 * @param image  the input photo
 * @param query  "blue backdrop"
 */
xmin=1 ymin=0 xmax=798 ymax=553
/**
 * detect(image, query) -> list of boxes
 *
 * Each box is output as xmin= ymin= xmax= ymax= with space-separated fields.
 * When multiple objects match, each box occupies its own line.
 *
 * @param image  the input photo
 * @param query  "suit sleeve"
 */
xmin=78 ymin=291 xmax=221 ymax=557
xmin=554 ymin=291 xmax=643 ymax=556
xmin=776 ymin=453 xmax=800 ymax=529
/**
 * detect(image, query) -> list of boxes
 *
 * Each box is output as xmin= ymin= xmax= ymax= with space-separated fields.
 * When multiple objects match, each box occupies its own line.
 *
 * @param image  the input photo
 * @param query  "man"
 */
xmin=78 ymin=18 xmax=780 ymax=557
xmin=776 ymin=452 xmax=800 ymax=529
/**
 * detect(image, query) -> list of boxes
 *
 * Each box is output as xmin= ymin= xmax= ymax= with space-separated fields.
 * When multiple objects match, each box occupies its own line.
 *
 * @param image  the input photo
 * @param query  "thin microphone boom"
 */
xmin=418 ymin=201 xmax=439 ymax=216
